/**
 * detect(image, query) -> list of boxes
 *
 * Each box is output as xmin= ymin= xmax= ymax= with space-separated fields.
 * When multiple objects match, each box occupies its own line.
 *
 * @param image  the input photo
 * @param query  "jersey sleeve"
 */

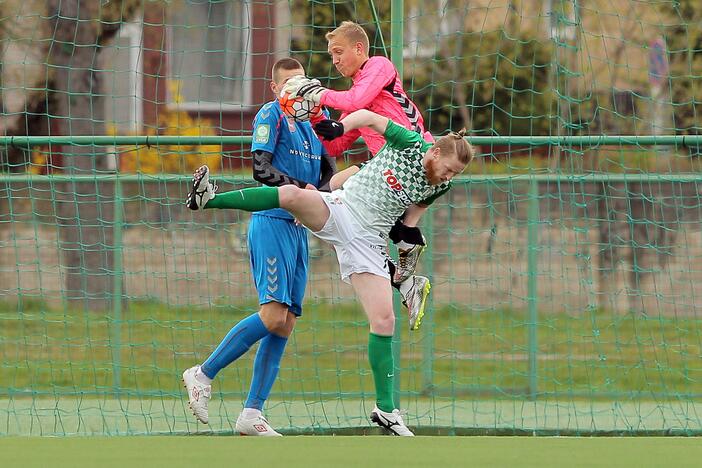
xmin=251 ymin=102 xmax=280 ymax=153
xmin=252 ymin=150 xmax=307 ymax=188
xmin=320 ymin=57 xmax=396 ymax=112
xmin=418 ymin=183 xmax=451 ymax=206
xmin=383 ymin=120 xmax=425 ymax=150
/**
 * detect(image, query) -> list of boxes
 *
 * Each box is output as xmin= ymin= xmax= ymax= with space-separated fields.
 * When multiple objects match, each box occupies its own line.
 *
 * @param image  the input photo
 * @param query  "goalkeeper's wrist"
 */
xmin=317 ymin=89 xmax=328 ymax=106
xmin=310 ymin=109 xmax=326 ymax=124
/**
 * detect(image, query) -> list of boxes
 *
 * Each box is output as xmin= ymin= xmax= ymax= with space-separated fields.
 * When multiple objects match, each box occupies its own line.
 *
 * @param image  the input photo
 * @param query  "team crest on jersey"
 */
xmin=254 ymin=124 xmax=270 ymax=144
xmin=382 ymin=168 xmax=411 ymax=204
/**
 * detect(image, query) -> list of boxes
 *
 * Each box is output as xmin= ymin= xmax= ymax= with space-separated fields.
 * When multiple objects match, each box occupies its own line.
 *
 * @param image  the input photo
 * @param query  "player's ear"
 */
xmin=432 ymin=146 xmax=441 ymax=159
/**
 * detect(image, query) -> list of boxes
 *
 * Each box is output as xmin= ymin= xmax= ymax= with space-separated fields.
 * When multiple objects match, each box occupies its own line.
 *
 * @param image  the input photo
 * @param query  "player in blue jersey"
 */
xmin=184 ymin=109 xmax=474 ymax=436
xmin=182 ymin=58 xmax=336 ymax=436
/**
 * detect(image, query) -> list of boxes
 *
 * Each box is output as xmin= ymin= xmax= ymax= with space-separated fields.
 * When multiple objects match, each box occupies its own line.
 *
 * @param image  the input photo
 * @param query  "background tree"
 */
xmin=47 ymin=0 xmax=141 ymax=310
xmin=0 ymin=0 xmax=53 ymax=170
xmin=663 ymin=0 xmax=702 ymax=140
xmin=0 ymin=0 xmax=141 ymax=309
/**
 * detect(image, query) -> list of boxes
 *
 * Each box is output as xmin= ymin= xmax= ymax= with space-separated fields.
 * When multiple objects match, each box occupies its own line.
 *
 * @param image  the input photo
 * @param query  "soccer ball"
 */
xmin=278 ymin=91 xmax=321 ymax=122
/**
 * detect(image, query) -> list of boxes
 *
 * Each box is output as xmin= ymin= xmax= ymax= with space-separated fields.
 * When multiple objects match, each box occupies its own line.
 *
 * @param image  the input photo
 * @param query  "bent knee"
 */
xmin=259 ymin=302 xmax=290 ymax=331
xmin=278 ymin=184 xmax=302 ymax=207
xmin=270 ymin=314 xmax=288 ymax=331
xmin=370 ymin=312 xmax=395 ymax=334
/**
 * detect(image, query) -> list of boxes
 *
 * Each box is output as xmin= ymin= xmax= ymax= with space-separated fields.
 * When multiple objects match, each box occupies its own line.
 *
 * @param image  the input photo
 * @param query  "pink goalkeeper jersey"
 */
xmin=319 ymin=56 xmax=433 ymax=157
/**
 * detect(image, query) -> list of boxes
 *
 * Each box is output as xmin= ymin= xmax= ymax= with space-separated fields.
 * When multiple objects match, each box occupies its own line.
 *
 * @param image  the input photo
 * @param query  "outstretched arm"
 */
xmin=311 ymin=111 xmax=361 ymax=157
xmin=321 ymin=128 xmax=362 ymax=157
xmin=314 ymin=110 xmax=389 ymax=145
xmin=282 ymin=57 xmax=396 ymax=112
xmin=320 ymin=59 xmax=396 ymax=112
xmin=329 ymin=165 xmax=360 ymax=191
xmin=339 ymin=109 xmax=389 ymax=136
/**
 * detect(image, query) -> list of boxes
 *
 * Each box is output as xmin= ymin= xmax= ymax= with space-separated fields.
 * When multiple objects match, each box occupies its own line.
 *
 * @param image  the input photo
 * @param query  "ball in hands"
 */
xmin=278 ymin=91 xmax=321 ymax=122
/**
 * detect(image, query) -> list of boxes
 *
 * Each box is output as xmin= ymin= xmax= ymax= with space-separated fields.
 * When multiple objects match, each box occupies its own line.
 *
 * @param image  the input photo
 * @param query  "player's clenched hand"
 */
xmin=314 ymin=119 xmax=345 ymax=141
xmin=282 ymin=76 xmax=326 ymax=104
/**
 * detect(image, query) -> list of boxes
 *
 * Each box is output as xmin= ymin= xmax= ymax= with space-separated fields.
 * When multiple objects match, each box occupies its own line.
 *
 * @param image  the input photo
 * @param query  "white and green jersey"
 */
xmin=338 ymin=121 xmax=451 ymax=236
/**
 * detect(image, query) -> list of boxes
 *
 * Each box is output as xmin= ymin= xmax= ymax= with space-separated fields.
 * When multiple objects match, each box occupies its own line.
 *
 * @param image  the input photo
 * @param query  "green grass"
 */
xmin=2 ymin=436 xmax=702 ymax=468
xmin=1 ymin=299 xmax=702 ymax=399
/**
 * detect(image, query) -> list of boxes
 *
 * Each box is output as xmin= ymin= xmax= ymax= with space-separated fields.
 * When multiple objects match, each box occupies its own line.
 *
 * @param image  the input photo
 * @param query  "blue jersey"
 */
xmin=251 ymin=101 xmax=327 ymax=220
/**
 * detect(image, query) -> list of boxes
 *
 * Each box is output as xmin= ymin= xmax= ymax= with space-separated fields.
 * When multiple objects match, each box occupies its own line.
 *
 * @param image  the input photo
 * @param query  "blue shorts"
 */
xmin=248 ymin=214 xmax=309 ymax=316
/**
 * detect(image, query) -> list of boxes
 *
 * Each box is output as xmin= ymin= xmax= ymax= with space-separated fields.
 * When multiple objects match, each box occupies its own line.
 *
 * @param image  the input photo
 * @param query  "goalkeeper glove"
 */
xmin=283 ymin=75 xmax=327 ymax=105
xmin=314 ymin=119 xmax=345 ymax=141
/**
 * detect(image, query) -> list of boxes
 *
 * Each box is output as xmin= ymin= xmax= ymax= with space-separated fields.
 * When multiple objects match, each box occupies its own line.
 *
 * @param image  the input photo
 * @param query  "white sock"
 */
xmin=398 ymin=277 xmax=413 ymax=296
xmin=195 ymin=366 xmax=213 ymax=385
xmin=241 ymin=408 xmax=262 ymax=419
xmin=397 ymin=240 xmax=413 ymax=250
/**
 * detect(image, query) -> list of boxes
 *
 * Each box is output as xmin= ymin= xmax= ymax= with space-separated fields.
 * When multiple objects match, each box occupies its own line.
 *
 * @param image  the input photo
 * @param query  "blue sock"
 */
xmin=244 ymin=333 xmax=288 ymax=410
xmin=201 ymin=313 xmax=269 ymax=379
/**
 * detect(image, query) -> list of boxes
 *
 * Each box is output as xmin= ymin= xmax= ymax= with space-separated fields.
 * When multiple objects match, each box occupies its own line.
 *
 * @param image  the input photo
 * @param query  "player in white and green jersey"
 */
xmin=185 ymin=109 xmax=473 ymax=435
xmin=335 ymin=120 xmax=451 ymax=236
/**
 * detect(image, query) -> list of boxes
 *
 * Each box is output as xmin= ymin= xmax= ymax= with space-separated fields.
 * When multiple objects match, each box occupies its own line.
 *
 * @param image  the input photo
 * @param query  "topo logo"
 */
xmin=382 ymin=169 xmax=411 ymax=204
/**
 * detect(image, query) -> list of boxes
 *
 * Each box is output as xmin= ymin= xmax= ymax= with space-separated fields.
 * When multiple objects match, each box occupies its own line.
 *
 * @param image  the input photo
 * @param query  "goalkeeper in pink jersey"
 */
xmin=283 ymin=21 xmax=433 ymax=311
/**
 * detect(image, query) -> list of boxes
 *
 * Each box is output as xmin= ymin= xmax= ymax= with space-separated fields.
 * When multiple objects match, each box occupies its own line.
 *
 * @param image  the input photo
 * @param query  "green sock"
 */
xmin=204 ymin=186 xmax=280 ymax=211
xmin=368 ymin=332 xmax=395 ymax=413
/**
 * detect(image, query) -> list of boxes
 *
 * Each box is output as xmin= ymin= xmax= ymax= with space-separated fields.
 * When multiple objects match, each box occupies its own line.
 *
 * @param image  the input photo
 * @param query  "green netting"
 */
xmin=1 ymin=0 xmax=702 ymax=436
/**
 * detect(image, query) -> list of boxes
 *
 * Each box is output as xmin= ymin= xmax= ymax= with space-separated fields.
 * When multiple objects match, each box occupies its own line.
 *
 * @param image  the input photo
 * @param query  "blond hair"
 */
xmin=434 ymin=129 xmax=474 ymax=164
xmin=325 ymin=21 xmax=370 ymax=55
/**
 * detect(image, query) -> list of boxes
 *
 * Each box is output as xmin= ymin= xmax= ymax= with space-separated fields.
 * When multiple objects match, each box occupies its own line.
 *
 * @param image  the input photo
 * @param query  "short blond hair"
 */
xmin=325 ymin=21 xmax=370 ymax=55
xmin=434 ymin=129 xmax=474 ymax=165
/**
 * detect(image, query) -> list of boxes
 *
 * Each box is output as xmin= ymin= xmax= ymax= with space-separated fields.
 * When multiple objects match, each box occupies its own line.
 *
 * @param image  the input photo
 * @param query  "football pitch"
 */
xmin=2 ymin=436 xmax=701 ymax=468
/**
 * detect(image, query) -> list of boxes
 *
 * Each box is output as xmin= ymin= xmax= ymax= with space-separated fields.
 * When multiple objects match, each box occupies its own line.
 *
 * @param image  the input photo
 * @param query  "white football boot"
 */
xmin=370 ymin=406 xmax=414 ymax=436
xmin=400 ymin=275 xmax=431 ymax=331
xmin=186 ymin=165 xmax=217 ymax=210
xmin=394 ymin=240 xmax=426 ymax=284
xmin=182 ymin=365 xmax=211 ymax=424
xmin=235 ymin=413 xmax=282 ymax=436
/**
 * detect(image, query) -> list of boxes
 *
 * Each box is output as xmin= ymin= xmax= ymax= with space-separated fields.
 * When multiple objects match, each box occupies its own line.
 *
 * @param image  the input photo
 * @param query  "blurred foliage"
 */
xmin=662 ymin=0 xmax=702 ymax=137
xmin=29 ymin=80 xmax=223 ymax=175
xmin=414 ymin=31 xmax=554 ymax=136
xmin=28 ymin=148 xmax=50 ymax=175
xmin=111 ymin=81 xmax=221 ymax=174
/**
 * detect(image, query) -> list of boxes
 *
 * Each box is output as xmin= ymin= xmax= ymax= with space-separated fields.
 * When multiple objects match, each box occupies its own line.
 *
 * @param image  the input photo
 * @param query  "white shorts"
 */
xmin=311 ymin=191 xmax=391 ymax=283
